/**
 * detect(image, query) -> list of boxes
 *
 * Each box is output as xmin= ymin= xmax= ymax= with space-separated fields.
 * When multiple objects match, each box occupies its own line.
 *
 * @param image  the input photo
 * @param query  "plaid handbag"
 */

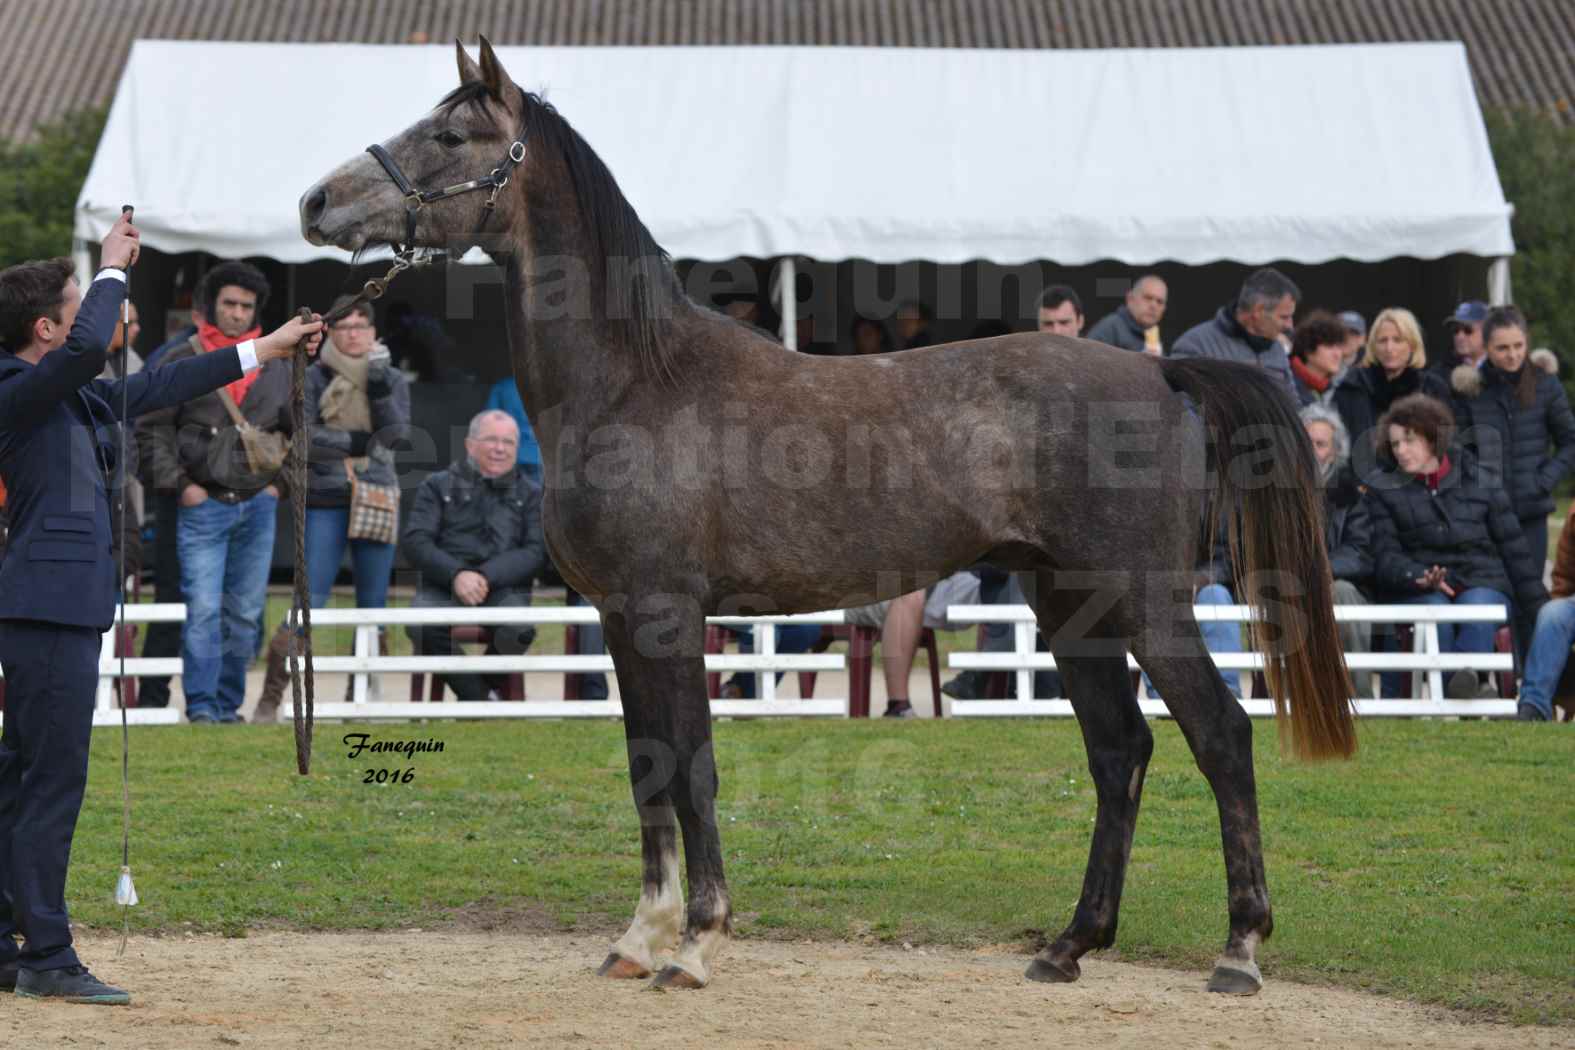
xmin=344 ymin=460 xmax=399 ymax=544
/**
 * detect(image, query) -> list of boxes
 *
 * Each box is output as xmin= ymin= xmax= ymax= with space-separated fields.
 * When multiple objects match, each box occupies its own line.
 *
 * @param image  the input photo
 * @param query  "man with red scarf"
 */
xmin=138 ymin=261 xmax=292 ymax=723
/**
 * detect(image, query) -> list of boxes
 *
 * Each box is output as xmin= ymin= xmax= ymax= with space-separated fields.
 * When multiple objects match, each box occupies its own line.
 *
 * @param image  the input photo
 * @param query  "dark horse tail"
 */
xmin=1159 ymin=357 xmax=1358 ymax=761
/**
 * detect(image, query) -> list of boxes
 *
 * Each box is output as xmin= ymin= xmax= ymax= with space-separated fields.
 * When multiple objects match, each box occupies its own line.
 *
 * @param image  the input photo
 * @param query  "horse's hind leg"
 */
xmin=1132 ymin=623 xmax=1271 ymax=995
xmin=1024 ymin=576 xmax=1154 ymax=984
xmin=599 ymin=597 xmax=731 ymax=989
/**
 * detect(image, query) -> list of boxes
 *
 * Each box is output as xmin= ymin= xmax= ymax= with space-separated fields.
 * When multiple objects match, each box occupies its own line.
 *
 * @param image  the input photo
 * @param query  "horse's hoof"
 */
xmin=1206 ymin=963 xmax=1263 ymax=996
xmin=650 ymin=965 xmax=705 ymax=990
xmin=597 ymin=952 xmax=650 ymax=979
xmin=1025 ymin=955 xmax=1080 ymax=983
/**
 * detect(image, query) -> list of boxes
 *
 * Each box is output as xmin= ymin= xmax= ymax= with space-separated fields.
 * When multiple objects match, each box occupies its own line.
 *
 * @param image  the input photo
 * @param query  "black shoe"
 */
xmin=882 ymin=700 xmax=916 ymax=719
xmin=0 ymin=960 xmax=16 ymax=991
xmin=1516 ymin=702 xmax=1550 ymax=722
xmin=940 ymin=672 xmax=984 ymax=700
xmin=1444 ymin=669 xmax=1480 ymax=701
xmin=14 ymin=964 xmax=130 ymax=1005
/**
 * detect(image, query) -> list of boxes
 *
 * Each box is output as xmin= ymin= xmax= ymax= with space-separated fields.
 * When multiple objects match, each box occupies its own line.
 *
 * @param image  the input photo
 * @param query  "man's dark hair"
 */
xmin=329 ymin=293 xmax=375 ymax=327
xmin=896 ymin=300 xmax=931 ymax=321
xmin=1238 ymin=267 xmax=1300 ymax=312
xmin=1290 ymin=311 xmax=1350 ymax=362
xmin=1038 ymin=284 xmax=1083 ymax=316
xmin=1377 ymin=393 xmax=1455 ymax=460
xmin=1481 ymin=305 xmax=1528 ymax=349
xmin=196 ymin=261 xmax=271 ymax=322
xmin=0 ymin=257 xmax=76 ymax=352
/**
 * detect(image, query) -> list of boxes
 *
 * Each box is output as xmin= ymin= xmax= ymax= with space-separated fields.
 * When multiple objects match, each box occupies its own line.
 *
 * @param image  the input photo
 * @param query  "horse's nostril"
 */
xmin=303 ymin=187 xmax=328 ymax=224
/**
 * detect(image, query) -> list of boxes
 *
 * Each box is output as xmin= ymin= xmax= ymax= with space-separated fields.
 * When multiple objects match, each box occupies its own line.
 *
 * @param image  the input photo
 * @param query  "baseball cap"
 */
xmin=1336 ymin=310 xmax=1366 ymax=338
xmin=1443 ymin=300 xmax=1489 ymax=331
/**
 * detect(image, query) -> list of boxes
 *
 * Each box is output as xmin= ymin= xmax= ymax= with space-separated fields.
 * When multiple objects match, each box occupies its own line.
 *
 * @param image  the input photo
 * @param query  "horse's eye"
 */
xmin=436 ymin=130 xmax=466 ymax=149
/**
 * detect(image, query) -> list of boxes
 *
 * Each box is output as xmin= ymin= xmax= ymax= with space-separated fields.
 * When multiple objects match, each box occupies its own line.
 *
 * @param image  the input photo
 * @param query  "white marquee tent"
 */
xmin=76 ymin=40 xmax=1513 ymax=282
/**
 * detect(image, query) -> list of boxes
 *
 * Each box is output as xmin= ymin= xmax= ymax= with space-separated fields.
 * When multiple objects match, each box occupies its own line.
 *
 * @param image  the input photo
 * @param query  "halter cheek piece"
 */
xmin=334 ymin=127 xmax=527 ymax=323
xmin=365 ymin=130 xmax=528 ymax=261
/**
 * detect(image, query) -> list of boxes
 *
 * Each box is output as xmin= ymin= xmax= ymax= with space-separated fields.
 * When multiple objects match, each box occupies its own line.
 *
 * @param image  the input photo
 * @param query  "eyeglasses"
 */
xmin=471 ymin=436 xmax=518 ymax=448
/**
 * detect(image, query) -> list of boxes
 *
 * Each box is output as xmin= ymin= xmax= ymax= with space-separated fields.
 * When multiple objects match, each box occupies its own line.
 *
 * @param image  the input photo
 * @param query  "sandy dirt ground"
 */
xmin=3 ymin=930 xmax=1568 ymax=1050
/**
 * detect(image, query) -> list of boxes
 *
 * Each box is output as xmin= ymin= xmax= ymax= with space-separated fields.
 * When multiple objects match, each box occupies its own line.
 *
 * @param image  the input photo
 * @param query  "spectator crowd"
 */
xmin=3 ymin=256 xmax=1568 ymax=722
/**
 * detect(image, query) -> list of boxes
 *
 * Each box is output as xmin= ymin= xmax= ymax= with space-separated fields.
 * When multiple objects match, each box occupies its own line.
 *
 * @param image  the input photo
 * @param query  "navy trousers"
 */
xmin=0 ymin=620 xmax=100 ymax=971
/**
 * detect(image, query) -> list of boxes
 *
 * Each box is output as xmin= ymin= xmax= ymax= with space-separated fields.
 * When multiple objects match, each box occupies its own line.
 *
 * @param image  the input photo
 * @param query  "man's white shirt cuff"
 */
xmin=94 ymin=268 xmax=127 ymax=285
xmin=236 ymin=340 xmax=260 ymax=373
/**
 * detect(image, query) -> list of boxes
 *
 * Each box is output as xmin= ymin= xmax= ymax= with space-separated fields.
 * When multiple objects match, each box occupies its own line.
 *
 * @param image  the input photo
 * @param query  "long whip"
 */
xmin=113 ymin=205 xmax=139 ymax=954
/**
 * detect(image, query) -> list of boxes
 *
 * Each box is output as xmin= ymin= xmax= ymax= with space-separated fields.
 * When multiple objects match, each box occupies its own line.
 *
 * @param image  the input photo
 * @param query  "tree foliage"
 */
xmin=0 ymin=108 xmax=106 ymax=270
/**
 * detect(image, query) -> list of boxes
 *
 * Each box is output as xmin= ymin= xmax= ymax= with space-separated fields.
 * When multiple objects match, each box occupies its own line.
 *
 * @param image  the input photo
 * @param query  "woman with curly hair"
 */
xmin=1364 ymin=393 xmax=1547 ymax=699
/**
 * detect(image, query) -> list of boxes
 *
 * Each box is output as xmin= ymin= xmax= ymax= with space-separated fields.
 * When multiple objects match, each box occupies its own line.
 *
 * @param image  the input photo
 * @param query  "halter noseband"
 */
xmin=365 ymin=128 xmax=527 ymax=261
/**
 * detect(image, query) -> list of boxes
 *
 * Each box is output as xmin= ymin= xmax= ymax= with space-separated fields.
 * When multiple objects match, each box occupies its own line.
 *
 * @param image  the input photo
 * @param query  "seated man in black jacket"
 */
xmin=401 ymin=410 xmax=545 ymax=700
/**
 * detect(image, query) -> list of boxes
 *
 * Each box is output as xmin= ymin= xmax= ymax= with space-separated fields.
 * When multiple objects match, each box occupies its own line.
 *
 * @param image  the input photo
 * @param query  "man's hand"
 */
xmin=180 ymin=483 xmax=208 ymax=508
xmin=101 ymin=214 xmax=140 ymax=271
xmin=255 ymin=313 xmax=325 ymax=364
xmin=453 ymin=570 xmax=489 ymax=607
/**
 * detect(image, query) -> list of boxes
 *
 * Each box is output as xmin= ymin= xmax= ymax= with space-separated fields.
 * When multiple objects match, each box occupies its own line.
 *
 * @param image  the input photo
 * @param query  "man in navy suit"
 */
xmin=0 ymin=214 xmax=322 ymax=1004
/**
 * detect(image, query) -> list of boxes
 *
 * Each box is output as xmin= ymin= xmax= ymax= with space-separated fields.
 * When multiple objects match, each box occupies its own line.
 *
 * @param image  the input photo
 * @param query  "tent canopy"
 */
xmin=76 ymin=41 xmax=1513 ymax=266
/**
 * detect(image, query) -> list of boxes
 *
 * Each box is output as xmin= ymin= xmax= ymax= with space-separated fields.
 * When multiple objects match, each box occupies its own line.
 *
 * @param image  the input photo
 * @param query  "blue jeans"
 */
xmin=1404 ymin=588 xmax=1507 ymax=653
xmin=1144 ymin=583 xmax=1242 ymax=700
xmin=1380 ymin=588 xmax=1510 ymax=698
xmin=1517 ymin=596 xmax=1575 ymax=719
xmin=304 ymin=506 xmax=396 ymax=609
xmin=725 ymin=623 xmax=823 ymax=698
xmin=178 ymin=492 xmax=277 ymax=722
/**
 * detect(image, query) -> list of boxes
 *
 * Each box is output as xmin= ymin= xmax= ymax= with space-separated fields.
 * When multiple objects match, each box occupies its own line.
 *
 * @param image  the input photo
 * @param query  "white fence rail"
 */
xmin=945 ymin=603 xmax=1519 ymax=718
xmin=0 ymin=602 xmax=1526 ymax=726
xmin=0 ymin=605 xmax=851 ymax=725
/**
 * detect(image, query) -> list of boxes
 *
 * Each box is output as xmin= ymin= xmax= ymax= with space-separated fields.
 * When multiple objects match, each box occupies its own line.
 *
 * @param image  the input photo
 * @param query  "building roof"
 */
xmin=4 ymin=0 xmax=1572 ymax=140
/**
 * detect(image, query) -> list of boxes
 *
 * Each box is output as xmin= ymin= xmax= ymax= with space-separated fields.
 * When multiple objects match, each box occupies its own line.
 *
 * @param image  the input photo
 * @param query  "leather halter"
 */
xmin=365 ymin=124 xmax=527 ymax=260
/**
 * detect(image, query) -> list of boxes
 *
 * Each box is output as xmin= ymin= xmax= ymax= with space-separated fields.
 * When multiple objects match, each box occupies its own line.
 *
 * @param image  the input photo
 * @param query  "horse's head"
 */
xmin=300 ymin=38 xmax=527 ymax=255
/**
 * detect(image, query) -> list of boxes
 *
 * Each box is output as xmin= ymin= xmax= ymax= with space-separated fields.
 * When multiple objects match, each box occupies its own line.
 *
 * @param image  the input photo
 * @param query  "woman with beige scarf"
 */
xmin=254 ymin=297 xmax=410 ymax=721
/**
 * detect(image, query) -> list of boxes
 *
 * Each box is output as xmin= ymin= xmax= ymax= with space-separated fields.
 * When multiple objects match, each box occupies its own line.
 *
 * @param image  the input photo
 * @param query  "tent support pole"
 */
xmin=775 ymin=257 xmax=797 ymax=351
xmin=1488 ymin=257 xmax=1511 ymax=306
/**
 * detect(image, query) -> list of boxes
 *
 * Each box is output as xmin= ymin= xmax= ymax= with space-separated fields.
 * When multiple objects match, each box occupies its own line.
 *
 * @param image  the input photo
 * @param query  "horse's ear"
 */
xmin=456 ymin=40 xmax=483 ymax=85
xmin=478 ymin=36 xmax=511 ymax=100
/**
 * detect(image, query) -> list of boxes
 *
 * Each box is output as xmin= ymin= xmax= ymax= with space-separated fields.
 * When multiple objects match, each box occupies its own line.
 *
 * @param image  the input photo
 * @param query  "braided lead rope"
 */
xmin=288 ymin=307 xmax=316 ymax=774
xmin=287 ymin=253 xmax=417 ymax=774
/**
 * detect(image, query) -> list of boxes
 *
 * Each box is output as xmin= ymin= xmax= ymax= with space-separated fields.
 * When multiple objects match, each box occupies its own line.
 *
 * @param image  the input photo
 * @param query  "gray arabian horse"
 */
xmin=301 ymin=40 xmax=1356 ymax=995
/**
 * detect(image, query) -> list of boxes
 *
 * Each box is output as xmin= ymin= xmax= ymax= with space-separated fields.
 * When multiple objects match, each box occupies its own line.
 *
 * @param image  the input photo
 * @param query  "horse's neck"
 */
xmin=501 ymin=215 xmax=645 ymax=468
xmin=502 ymin=171 xmax=693 ymax=470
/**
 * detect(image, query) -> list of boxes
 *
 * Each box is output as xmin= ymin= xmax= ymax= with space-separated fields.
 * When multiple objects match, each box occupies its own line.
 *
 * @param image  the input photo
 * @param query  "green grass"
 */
xmin=72 ymin=718 xmax=1571 ymax=1023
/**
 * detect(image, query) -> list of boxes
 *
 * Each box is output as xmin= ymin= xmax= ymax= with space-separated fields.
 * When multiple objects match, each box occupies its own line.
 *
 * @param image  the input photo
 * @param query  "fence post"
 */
xmin=758 ymin=622 xmax=777 ymax=703
xmin=1422 ymin=621 xmax=1442 ymax=701
xmin=352 ymin=624 xmax=374 ymax=704
xmin=96 ymin=631 xmax=116 ymax=711
xmin=1014 ymin=621 xmax=1034 ymax=701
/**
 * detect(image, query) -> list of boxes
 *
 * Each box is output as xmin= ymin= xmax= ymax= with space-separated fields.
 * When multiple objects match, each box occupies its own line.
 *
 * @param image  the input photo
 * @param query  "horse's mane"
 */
xmin=440 ymin=81 xmax=683 ymax=384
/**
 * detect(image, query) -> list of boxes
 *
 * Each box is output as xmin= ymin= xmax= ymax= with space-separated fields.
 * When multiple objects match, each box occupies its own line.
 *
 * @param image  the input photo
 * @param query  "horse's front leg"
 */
xmin=597 ymin=693 xmax=683 ymax=978
xmin=600 ymin=596 xmax=731 ymax=989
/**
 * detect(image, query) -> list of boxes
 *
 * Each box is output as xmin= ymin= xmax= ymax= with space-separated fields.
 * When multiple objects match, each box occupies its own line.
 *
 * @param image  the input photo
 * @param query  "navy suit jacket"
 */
xmin=0 ymin=275 xmax=247 ymax=630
